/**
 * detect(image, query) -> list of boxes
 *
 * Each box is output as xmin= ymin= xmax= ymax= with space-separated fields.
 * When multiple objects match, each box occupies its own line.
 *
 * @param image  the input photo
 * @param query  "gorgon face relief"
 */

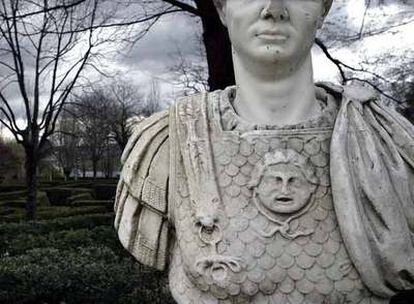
xmin=256 ymin=163 xmax=316 ymax=214
xmin=249 ymin=149 xmax=318 ymax=216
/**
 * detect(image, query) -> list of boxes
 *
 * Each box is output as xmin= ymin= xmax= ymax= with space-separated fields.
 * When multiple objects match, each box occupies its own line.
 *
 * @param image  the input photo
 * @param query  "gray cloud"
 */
xmin=118 ymin=13 xmax=202 ymax=75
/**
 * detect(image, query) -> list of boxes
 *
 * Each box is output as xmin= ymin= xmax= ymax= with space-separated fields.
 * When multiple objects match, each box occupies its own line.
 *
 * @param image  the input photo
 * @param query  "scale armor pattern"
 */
xmin=169 ymin=93 xmax=388 ymax=304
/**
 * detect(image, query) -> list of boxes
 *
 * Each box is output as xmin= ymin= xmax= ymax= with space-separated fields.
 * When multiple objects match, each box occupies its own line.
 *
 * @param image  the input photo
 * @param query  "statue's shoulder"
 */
xmin=119 ymin=109 xmax=170 ymax=197
xmin=121 ymin=109 xmax=170 ymax=165
xmin=316 ymin=81 xmax=378 ymax=105
xmin=327 ymin=82 xmax=414 ymax=295
xmin=114 ymin=109 xmax=171 ymax=271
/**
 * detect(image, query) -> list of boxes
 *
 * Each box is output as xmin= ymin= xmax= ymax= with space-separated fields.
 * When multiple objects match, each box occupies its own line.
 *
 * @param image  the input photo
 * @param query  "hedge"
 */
xmin=45 ymin=187 xmax=95 ymax=205
xmin=0 ymin=190 xmax=26 ymax=201
xmin=0 ymin=200 xmax=25 ymax=208
xmin=71 ymin=200 xmax=113 ymax=208
xmin=0 ymin=206 xmax=111 ymax=223
xmin=92 ymin=184 xmax=117 ymax=200
xmin=1 ymin=226 xmax=123 ymax=257
xmin=67 ymin=192 xmax=95 ymax=203
xmin=0 ymin=191 xmax=50 ymax=207
xmin=0 ymin=185 xmax=26 ymax=193
xmin=0 ymin=246 xmax=175 ymax=304
xmin=0 ymin=213 xmax=113 ymax=235
xmin=0 ymin=183 xmax=177 ymax=304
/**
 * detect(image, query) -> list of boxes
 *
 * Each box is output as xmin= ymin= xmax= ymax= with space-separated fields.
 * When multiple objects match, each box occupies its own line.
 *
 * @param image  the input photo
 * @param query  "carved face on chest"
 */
xmin=256 ymin=163 xmax=316 ymax=214
xmin=249 ymin=148 xmax=318 ymax=218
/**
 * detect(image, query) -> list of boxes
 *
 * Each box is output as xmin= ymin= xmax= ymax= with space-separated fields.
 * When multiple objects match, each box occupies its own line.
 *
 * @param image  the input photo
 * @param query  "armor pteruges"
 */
xmin=114 ymin=1 xmax=414 ymax=303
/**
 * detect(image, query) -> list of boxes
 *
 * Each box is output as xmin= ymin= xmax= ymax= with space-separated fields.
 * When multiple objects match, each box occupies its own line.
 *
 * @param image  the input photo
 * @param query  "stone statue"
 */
xmin=114 ymin=0 xmax=414 ymax=303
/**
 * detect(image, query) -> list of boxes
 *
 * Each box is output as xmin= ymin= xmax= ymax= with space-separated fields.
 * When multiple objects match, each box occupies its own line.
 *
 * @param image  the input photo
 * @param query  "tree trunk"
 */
xmin=25 ymin=146 xmax=38 ymax=221
xmin=63 ymin=168 xmax=71 ymax=181
xmin=196 ymin=0 xmax=235 ymax=91
xmin=92 ymin=157 xmax=98 ymax=179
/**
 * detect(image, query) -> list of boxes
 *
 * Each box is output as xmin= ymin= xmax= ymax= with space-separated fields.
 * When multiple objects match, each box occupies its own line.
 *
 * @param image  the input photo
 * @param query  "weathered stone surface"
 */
xmin=114 ymin=1 xmax=414 ymax=303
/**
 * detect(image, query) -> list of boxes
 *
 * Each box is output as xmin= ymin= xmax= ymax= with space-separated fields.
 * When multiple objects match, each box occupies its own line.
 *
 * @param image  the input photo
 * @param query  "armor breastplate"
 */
xmin=168 ymin=89 xmax=386 ymax=304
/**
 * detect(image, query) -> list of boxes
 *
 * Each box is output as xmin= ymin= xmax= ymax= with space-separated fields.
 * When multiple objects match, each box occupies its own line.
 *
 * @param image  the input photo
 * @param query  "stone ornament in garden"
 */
xmin=114 ymin=0 xmax=414 ymax=303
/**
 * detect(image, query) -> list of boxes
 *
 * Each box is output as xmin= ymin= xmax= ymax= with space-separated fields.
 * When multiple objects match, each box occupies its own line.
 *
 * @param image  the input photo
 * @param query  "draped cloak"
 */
xmin=114 ymin=83 xmax=414 ymax=298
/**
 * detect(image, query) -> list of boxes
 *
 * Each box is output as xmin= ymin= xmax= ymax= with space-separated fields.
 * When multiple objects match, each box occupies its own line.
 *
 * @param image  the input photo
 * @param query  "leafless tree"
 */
xmin=142 ymin=79 xmax=163 ymax=117
xmin=0 ymin=0 xmax=102 ymax=218
xmin=315 ymin=0 xmax=413 ymax=105
xmin=106 ymin=80 xmax=145 ymax=150
xmin=168 ymin=34 xmax=209 ymax=95
xmin=55 ymin=79 xmax=163 ymax=180
xmin=70 ymin=89 xmax=112 ymax=179
xmin=0 ymin=0 xmax=177 ymax=219
xmin=52 ymin=110 xmax=80 ymax=180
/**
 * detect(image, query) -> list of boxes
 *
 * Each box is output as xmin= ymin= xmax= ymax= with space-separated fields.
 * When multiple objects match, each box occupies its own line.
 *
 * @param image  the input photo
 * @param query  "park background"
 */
xmin=0 ymin=0 xmax=413 ymax=303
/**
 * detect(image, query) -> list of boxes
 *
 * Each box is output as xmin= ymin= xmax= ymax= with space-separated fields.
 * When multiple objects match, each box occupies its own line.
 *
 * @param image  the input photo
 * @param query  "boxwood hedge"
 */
xmin=0 ymin=246 xmax=175 ymax=304
xmin=0 ymin=211 xmax=175 ymax=303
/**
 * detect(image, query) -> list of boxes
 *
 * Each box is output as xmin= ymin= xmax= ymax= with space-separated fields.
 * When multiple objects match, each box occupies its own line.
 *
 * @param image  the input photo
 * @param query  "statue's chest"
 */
xmin=170 ymin=130 xmax=372 ymax=303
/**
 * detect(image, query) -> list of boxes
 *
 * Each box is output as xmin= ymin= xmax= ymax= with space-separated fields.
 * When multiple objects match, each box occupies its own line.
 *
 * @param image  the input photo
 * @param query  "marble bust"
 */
xmin=114 ymin=0 xmax=414 ymax=303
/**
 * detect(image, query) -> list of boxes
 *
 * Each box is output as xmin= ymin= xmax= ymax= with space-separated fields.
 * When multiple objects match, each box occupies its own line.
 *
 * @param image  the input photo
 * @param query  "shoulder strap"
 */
xmin=174 ymin=93 xmax=222 ymax=229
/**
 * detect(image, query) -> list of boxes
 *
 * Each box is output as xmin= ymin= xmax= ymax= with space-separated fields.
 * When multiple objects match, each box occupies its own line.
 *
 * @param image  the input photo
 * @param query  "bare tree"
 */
xmin=106 ymin=80 xmax=145 ymax=151
xmin=143 ymin=79 xmax=163 ymax=117
xmin=315 ymin=0 xmax=413 ymax=105
xmin=55 ymin=79 xmax=163 ymax=180
xmin=168 ymin=34 xmax=209 ymax=95
xmin=70 ymin=89 xmax=112 ymax=179
xmin=0 ymin=0 xmax=175 ymax=219
xmin=0 ymin=0 xmax=103 ymax=219
xmin=52 ymin=110 xmax=80 ymax=180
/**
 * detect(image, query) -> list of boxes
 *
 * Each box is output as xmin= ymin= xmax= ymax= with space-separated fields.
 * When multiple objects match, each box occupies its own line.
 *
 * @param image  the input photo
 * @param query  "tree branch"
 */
xmin=161 ymin=0 xmax=200 ymax=16
xmin=4 ymin=0 xmax=87 ymax=20
xmin=315 ymin=38 xmax=400 ymax=103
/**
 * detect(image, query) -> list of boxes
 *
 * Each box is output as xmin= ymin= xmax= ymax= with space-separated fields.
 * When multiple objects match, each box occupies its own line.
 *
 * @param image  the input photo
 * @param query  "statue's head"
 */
xmin=213 ymin=0 xmax=332 ymax=66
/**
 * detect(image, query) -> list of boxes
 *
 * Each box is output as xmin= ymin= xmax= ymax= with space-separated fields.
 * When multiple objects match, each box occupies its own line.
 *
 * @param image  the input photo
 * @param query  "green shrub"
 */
xmin=1 ymin=226 xmax=122 ymax=257
xmin=67 ymin=192 xmax=95 ymax=203
xmin=37 ymin=191 xmax=50 ymax=206
xmin=92 ymin=184 xmax=117 ymax=200
xmin=39 ymin=181 xmax=93 ymax=189
xmin=0 ymin=206 xmax=110 ymax=222
xmin=71 ymin=200 xmax=113 ymax=207
xmin=0 ymin=190 xmax=26 ymax=201
xmin=0 ymin=208 xmax=16 ymax=217
xmin=0 ymin=185 xmax=25 ymax=192
xmin=45 ymin=187 xmax=95 ymax=205
xmin=0 ymin=200 xmax=25 ymax=208
xmin=0 ymin=246 xmax=175 ymax=304
xmin=0 ymin=213 xmax=113 ymax=235
xmin=63 ymin=182 xmax=94 ymax=188
xmin=1 ymin=213 xmax=116 ymax=255
xmin=38 ymin=179 xmax=69 ymax=188
xmin=0 ymin=202 xmax=175 ymax=304
xmin=0 ymin=191 xmax=49 ymax=208
xmin=36 ymin=206 xmax=111 ymax=220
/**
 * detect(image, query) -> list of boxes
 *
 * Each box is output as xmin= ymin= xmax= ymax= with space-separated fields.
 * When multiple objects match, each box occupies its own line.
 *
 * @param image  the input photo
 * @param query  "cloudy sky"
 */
xmin=1 ymin=0 xmax=413 ymax=139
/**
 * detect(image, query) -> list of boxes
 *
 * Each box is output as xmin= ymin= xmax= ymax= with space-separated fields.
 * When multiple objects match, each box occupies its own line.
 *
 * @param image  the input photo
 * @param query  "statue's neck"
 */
xmin=232 ymin=52 xmax=319 ymax=126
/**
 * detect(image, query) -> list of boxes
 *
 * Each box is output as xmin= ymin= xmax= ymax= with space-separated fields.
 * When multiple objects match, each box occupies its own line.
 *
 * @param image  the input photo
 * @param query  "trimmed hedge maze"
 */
xmin=0 ymin=181 xmax=175 ymax=304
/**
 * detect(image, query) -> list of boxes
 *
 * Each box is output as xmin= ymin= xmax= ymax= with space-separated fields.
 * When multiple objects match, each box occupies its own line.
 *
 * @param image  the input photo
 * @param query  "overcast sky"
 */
xmin=1 ymin=0 xmax=413 ymax=139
